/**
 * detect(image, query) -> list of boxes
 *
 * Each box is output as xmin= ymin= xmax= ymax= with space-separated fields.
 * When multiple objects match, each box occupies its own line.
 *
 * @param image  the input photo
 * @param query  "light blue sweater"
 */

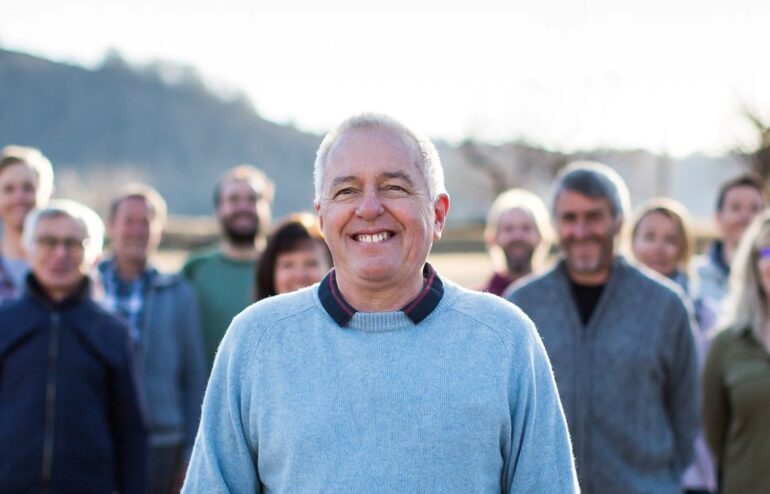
xmin=183 ymin=278 xmax=578 ymax=493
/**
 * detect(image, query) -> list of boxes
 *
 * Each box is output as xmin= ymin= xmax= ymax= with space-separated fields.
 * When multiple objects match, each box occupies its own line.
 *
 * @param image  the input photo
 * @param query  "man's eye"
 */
xmin=333 ymin=188 xmax=355 ymax=198
xmin=384 ymin=184 xmax=406 ymax=192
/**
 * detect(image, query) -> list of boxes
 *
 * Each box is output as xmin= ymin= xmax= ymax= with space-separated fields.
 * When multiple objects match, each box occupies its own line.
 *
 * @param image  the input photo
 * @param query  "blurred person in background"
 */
xmin=255 ymin=212 xmax=332 ymax=300
xmin=0 ymin=145 xmax=54 ymax=302
xmin=481 ymin=187 xmax=551 ymax=296
xmin=182 ymin=165 xmax=274 ymax=369
xmin=0 ymin=200 xmax=147 ymax=493
xmin=703 ymin=210 xmax=770 ymax=494
xmin=629 ymin=198 xmax=717 ymax=493
xmin=509 ymin=162 xmax=698 ymax=494
xmin=99 ymin=184 xmax=206 ymax=494
xmin=693 ymin=172 xmax=768 ymax=309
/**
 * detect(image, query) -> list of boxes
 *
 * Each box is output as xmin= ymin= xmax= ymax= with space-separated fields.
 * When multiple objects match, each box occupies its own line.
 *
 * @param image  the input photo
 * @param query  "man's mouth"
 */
xmin=354 ymin=231 xmax=392 ymax=243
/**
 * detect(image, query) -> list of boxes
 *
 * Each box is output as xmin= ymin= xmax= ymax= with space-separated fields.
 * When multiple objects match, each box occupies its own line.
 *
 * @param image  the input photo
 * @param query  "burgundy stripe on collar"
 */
xmin=318 ymin=263 xmax=444 ymax=327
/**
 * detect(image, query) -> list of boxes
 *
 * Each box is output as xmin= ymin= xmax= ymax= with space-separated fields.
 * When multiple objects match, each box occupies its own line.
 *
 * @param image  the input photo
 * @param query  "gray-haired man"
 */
xmin=183 ymin=114 xmax=579 ymax=493
xmin=508 ymin=162 xmax=698 ymax=494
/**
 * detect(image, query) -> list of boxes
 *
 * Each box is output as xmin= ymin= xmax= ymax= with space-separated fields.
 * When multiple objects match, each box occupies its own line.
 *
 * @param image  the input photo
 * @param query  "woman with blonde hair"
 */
xmin=630 ymin=198 xmax=717 ymax=493
xmin=703 ymin=209 xmax=770 ymax=494
xmin=0 ymin=145 xmax=54 ymax=302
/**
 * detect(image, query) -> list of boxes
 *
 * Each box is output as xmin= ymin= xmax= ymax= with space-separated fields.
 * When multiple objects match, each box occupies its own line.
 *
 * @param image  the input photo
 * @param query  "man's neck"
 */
xmin=115 ymin=257 xmax=148 ymax=281
xmin=1 ymin=228 xmax=25 ymax=259
xmin=221 ymin=239 xmax=263 ymax=261
xmin=566 ymin=265 xmax=611 ymax=286
xmin=335 ymin=272 xmax=425 ymax=313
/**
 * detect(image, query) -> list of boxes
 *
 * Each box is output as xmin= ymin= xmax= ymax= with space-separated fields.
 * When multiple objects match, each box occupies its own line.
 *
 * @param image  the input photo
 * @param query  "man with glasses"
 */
xmin=0 ymin=200 xmax=147 ymax=493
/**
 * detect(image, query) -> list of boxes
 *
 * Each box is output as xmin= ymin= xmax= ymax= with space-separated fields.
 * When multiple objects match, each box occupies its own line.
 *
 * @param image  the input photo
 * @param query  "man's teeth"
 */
xmin=357 ymin=232 xmax=391 ymax=243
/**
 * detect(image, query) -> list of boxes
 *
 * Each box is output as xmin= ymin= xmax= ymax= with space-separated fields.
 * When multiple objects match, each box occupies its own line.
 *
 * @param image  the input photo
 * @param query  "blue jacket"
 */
xmin=0 ymin=275 xmax=148 ymax=493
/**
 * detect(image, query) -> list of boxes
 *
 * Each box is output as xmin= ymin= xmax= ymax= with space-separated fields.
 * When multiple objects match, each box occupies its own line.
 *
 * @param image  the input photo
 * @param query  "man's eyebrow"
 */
xmin=330 ymin=175 xmax=358 ymax=188
xmin=380 ymin=171 xmax=415 ymax=185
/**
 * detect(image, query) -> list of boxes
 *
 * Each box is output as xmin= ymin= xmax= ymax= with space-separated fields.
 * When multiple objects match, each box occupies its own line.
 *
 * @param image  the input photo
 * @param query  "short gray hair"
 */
xmin=23 ymin=199 xmax=105 ymax=264
xmin=313 ymin=113 xmax=446 ymax=203
xmin=551 ymin=161 xmax=630 ymax=222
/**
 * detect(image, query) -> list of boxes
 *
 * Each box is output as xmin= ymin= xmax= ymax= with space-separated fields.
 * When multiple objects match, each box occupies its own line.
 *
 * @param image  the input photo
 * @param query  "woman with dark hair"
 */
xmin=256 ymin=213 xmax=332 ymax=300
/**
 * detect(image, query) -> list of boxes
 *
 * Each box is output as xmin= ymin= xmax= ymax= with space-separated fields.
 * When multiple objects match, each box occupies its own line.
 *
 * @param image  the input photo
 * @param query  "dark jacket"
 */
xmin=0 ymin=275 xmax=148 ymax=493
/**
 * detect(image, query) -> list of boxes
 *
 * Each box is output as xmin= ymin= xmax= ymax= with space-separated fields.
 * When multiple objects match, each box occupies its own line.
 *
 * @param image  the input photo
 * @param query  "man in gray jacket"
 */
xmin=99 ymin=184 xmax=207 ymax=494
xmin=508 ymin=162 xmax=698 ymax=494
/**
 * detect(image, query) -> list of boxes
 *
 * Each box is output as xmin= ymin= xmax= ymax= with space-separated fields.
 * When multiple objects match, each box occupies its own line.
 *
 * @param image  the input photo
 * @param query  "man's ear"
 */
xmin=315 ymin=202 xmax=323 ymax=230
xmin=432 ymin=194 xmax=450 ymax=241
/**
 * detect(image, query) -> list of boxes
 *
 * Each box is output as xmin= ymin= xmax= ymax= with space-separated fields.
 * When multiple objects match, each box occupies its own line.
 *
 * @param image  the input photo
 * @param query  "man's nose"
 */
xmin=356 ymin=191 xmax=384 ymax=219
xmin=573 ymin=218 xmax=595 ymax=240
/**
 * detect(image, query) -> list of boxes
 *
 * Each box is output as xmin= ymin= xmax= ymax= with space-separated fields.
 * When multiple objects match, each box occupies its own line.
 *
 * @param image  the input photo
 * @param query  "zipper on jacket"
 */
xmin=41 ymin=311 xmax=61 ymax=493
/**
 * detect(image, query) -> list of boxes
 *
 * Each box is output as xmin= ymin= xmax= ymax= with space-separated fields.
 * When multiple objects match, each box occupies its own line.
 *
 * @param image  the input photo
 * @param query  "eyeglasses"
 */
xmin=35 ymin=236 xmax=89 ymax=253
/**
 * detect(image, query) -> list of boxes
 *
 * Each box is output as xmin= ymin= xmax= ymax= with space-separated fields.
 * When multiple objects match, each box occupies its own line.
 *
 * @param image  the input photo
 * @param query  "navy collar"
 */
xmin=318 ymin=263 xmax=444 ymax=327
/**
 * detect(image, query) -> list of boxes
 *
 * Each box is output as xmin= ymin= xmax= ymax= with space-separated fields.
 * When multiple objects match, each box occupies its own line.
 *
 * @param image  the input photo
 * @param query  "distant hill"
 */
xmin=0 ymin=47 xmax=746 ymax=229
xmin=0 ymin=47 xmax=322 ymax=216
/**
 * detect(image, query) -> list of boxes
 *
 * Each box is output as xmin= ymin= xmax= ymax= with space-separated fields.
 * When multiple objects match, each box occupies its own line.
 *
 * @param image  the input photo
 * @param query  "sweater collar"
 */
xmin=318 ymin=263 xmax=444 ymax=327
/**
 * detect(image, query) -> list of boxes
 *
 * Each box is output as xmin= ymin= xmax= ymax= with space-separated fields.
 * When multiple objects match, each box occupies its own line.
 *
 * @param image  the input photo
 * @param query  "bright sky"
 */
xmin=2 ymin=0 xmax=769 ymax=156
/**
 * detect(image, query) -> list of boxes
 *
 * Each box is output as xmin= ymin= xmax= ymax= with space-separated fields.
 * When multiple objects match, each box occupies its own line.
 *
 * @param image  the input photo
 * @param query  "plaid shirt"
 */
xmin=98 ymin=259 xmax=156 ymax=344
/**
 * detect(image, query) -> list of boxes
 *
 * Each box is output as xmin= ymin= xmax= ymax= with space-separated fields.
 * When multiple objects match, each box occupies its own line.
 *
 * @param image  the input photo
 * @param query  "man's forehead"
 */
xmin=37 ymin=215 xmax=85 ymax=237
xmin=221 ymin=179 xmax=261 ymax=197
xmin=555 ymin=190 xmax=612 ymax=213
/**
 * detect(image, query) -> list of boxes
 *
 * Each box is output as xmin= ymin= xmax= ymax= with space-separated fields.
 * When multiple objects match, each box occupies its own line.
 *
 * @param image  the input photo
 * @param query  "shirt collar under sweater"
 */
xmin=318 ymin=263 xmax=444 ymax=327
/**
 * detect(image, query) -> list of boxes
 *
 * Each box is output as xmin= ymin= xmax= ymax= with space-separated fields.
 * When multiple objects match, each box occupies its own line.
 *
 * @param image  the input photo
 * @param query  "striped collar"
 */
xmin=318 ymin=263 xmax=444 ymax=327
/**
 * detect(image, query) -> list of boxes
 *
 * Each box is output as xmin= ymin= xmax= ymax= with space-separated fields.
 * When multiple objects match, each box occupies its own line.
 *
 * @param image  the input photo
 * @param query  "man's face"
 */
xmin=493 ymin=208 xmax=541 ymax=273
xmin=554 ymin=189 xmax=618 ymax=282
xmin=0 ymin=162 xmax=39 ymax=232
xmin=316 ymin=127 xmax=448 ymax=288
xmin=29 ymin=215 xmax=89 ymax=299
xmin=717 ymin=185 xmax=765 ymax=248
xmin=216 ymin=180 xmax=270 ymax=246
xmin=109 ymin=197 xmax=162 ymax=268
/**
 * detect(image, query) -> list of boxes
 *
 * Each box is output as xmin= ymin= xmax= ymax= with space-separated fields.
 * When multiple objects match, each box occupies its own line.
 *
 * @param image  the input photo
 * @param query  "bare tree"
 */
xmin=739 ymin=107 xmax=770 ymax=180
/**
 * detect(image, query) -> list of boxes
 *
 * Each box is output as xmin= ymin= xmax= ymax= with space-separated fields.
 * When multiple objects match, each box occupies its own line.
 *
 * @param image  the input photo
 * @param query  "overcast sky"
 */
xmin=2 ymin=0 xmax=769 ymax=156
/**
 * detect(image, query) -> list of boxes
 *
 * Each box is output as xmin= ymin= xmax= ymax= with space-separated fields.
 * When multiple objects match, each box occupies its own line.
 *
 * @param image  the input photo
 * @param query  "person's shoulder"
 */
xmin=223 ymin=286 xmax=318 ymax=346
xmin=441 ymin=279 xmax=537 ymax=345
xmin=621 ymin=258 xmax=687 ymax=301
xmin=507 ymin=264 xmax=560 ymax=300
xmin=181 ymin=249 xmax=222 ymax=275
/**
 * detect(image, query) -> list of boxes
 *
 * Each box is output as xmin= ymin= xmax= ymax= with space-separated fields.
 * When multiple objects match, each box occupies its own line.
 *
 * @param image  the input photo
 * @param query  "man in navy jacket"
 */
xmin=0 ymin=200 xmax=147 ymax=493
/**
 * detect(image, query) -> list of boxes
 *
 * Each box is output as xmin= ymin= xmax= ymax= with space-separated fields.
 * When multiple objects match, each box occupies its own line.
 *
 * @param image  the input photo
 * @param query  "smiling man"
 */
xmin=99 ymin=184 xmax=206 ymax=494
xmin=508 ymin=162 xmax=698 ymax=494
xmin=183 ymin=114 xmax=578 ymax=493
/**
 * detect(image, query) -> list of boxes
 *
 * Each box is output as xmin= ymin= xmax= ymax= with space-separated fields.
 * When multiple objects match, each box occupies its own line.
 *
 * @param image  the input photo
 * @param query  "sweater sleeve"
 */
xmin=504 ymin=317 xmax=579 ymax=493
xmin=182 ymin=314 xmax=261 ymax=493
xmin=662 ymin=299 xmax=699 ymax=475
xmin=178 ymin=282 xmax=208 ymax=460
xmin=702 ymin=332 xmax=730 ymax=465
xmin=113 ymin=328 xmax=149 ymax=494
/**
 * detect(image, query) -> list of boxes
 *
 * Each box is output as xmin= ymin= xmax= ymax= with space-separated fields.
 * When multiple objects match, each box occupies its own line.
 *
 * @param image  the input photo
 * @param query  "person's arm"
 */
xmin=113 ymin=328 xmax=149 ymax=494
xmin=182 ymin=314 xmax=260 ymax=493
xmin=178 ymin=282 xmax=207 ymax=460
xmin=702 ymin=333 xmax=729 ymax=465
xmin=504 ymin=317 xmax=579 ymax=493
xmin=662 ymin=300 xmax=699 ymax=476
